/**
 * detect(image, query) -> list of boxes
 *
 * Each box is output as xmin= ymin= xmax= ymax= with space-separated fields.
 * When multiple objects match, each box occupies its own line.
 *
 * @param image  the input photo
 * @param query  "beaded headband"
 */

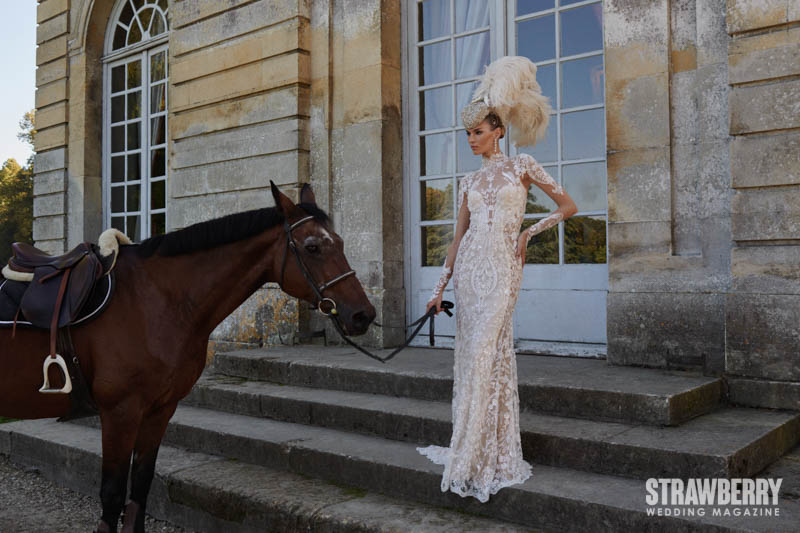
xmin=461 ymin=99 xmax=493 ymax=130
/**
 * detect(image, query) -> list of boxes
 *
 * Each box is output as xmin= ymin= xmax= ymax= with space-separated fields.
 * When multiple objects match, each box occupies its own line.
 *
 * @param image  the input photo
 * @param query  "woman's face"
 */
xmin=466 ymin=119 xmax=502 ymax=157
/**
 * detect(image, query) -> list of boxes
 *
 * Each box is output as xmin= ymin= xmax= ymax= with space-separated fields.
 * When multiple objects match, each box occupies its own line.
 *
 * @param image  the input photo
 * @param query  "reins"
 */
xmin=279 ymin=215 xmax=453 ymax=364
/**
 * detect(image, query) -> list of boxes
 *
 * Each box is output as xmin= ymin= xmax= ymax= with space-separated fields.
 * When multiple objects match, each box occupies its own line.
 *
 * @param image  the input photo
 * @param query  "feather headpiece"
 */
xmin=461 ymin=56 xmax=551 ymax=147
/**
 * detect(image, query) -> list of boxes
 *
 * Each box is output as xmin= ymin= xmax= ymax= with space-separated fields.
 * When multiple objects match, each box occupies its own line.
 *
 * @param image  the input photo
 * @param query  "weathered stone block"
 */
xmin=604 ymin=0 xmax=668 ymax=49
xmin=35 ymin=101 xmax=67 ymax=131
xmin=35 ymin=79 xmax=68 ymax=109
xmin=33 ymin=148 xmax=65 ymax=173
xmin=33 ymin=169 xmax=66 ymax=196
xmin=732 ymin=245 xmax=800 ymax=295
xmin=36 ymin=11 xmax=68 ymax=45
xmin=171 ymin=53 xmax=309 ymax=112
xmin=330 ymin=121 xmax=383 ymax=185
xmin=696 ymin=140 xmax=731 ymax=218
xmin=696 ymin=0 xmax=728 ymax=66
xmin=607 ymin=147 xmax=670 ymax=223
xmin=35 ymin=57 xmax=67 ymax=87
xmin=33 ymin=124 xmax=67 ymax=152
xmin=33 ymin=193 xmax=65 ymax=217
xmin=670 ymin=69 xmax=698 ymax=144
xmin=726 ymin=0 xmax=792 ymax=34
xmin=608 ymin=220 xmax=671 ymax=257
xmin=172 ymin=118 xmax=309 ymax=170
xmin=168 ymin=189 xmax=276 ymax=230
xmin=607 ymin=291 xmax=725 ymax=374
xmin=726 ymin=293 xmax=800 ymax=381
xmin=606 ymin=73 xmax=670 ymax=151
xmin=171 ymin=0 xmax=308 ymax=56
xmin=729 ymin=27 xmax=800 ymax=84
xmin=696 ymin=63 xmax=729 ymax=142
xmin=731 ymin=130 xmax=800 ymax=188
xmin=36 ymin=35 xmax=67 ymax=66
xmin=33 ymin=214 xmax=65 ymax=241
xmin=171 ymin=18 xmax=308 ymax=84
xmin=32 ymin=239 xmax=65 ymax=255
xmin=730 ymin=79 xmax=800 ymax=134
xmin=731 ymin=187 xmax=800 ymax=241
xmin=727 ymin=377 xmax=800 ymax=410
xmin=37 ymin=0 xmax=68 ymax=25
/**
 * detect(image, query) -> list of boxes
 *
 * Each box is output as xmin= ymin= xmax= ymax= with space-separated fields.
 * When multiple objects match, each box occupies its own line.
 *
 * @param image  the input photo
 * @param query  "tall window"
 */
xmin=103 ymin=0 xmax=170 ymax=241
xmin=410 ymin=0 xmax=606 ymax=267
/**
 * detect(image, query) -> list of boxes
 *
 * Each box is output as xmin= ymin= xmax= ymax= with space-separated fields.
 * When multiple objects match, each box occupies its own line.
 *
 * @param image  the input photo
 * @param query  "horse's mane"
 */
xmin=134 ymin=202 xmax=329 ymax=258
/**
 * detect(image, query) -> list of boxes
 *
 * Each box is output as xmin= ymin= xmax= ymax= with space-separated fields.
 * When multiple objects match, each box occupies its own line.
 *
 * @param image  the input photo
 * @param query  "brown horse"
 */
xmin=0 ymin=182 xmax=375 ymax=533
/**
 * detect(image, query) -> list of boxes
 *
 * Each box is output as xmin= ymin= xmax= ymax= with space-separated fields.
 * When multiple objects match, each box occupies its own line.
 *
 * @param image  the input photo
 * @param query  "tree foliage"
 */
xmin=0 ymin=111 xmax=35 ymax=263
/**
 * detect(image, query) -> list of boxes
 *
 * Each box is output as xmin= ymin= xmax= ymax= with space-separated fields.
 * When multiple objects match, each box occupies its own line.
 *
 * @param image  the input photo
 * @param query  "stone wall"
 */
xmin=725 ymin=0 xmax=800 ymax=409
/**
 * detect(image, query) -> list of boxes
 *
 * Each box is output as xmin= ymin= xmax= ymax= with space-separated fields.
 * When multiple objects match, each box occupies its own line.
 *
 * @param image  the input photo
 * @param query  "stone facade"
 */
xmin=32 ymin=1 xmax=798 ymax=408
xmin=605 ymin=0 xmax=799 ymax=409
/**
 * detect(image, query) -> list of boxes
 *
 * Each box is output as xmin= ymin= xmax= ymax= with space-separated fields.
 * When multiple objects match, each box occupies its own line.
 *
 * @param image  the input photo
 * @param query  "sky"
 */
xmin=0 ymin=3 xmax=37 ymax=166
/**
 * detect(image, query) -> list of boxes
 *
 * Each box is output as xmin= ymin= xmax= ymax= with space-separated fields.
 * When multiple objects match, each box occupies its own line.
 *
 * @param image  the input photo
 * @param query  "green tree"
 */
xmin=0 ymin=111 xmax=36 ymax=263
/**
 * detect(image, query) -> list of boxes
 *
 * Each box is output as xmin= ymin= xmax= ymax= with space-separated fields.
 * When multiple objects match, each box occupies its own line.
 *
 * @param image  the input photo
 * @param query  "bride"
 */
xmin=416 ymin=56 xmax=578 ymax=503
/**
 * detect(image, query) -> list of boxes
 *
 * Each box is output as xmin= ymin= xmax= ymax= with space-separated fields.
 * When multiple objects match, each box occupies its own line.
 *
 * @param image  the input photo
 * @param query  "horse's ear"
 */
xmin=300 ymin=183 xmax=316 ymax=205
xmin=269 ymin=180 xmax=295 ymax=214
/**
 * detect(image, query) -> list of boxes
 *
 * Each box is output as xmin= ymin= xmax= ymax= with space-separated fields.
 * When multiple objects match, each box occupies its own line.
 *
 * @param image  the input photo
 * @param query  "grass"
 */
xmin=0 ymin=417 xmax=17 ymax=424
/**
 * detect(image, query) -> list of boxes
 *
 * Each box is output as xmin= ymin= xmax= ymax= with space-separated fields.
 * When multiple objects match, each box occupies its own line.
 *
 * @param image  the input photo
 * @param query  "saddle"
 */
xmin=2 ymin=229 xmax=129 ymax=402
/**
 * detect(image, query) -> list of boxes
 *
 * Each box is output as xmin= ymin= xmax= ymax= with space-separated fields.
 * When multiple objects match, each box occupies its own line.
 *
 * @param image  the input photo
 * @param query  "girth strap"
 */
xmin=49 ymin=267 xmax=72 ymax=359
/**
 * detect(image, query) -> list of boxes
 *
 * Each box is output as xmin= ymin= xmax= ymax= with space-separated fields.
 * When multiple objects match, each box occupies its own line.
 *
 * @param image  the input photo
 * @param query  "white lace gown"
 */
xmin=417 ymin=153 xmax=560 ymax=503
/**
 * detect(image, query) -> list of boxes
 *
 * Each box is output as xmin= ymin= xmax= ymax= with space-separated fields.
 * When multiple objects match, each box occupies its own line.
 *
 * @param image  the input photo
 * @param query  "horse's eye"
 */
xmin=305 ymin=244 xmax=320 ymax=254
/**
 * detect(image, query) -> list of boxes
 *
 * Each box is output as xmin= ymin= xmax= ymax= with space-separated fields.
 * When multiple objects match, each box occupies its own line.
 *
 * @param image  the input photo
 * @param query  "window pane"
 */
xmin=561 ymin=55 xmax=604 ymax=108
xmin=111 ymin=216 xmax=125 ymax=232
xmin=127 ymin=122 xmax=141 ymax=150
xmin=127 ymin=154 xmax=140 ymax=181
xmin=421 ymin=225 xmax=453 ymax=266
xmin=419 ymin=41 xmax=451 ymax=86
xmin=519 ymin=117 xmax=556 ymax=163
xmin=517 ymin=0 xmax=553 ymax=16
xmin=536 ymin=63 xmax=556 ymax=109
xmin=111 ymin=156 xmax=125 ymax=183
xmin=127 ymin=60 xmax=141 ymax=89
xmin=561 ymin=109 xmax=604 ymax=160
xmin=132 ymin=0 xmax=145 ymax=10
xmin=455 ymin=32 xmax=490 ymax=79
xmin=420 ymin=86 xmax=451 ymax=131
xmin=421 ymin=179 xmax=454 ymax=221
xmin=119 ymin=1 xmax=134 ymax=26
xmin=112 ymin=65 xmax=125 ymax=93
xmin=127 ymin=91 xmax=141 ymax=119
xmin=565 ymin=215 xmax=606 ymax=264
xmin=151 ymin=12 xmax=166 ymax=36
xmin=151 ymin=180 xmax=165 ymax=210
xmin=418 ymin=0 xmax=450 ymax=41
xmin=517 ymin=15 xmax=555 ymax=63
xmin=128 ymin=19 xmax=142 ymax=46
xmin=561 ymin=4 xmax=603 ymax=57
xmin=151 ymin=116 xmax=166 ymax=146
xmin=151 ymin=213 xmax=166 ymax=236
xmin=127 ymin=215 xmax=141 ymax=241
xmin=111 ymin=126 xmax=125 ymax=153
xmin=151 ymin=148 xmax=166 ymax=177
xmin=127 ymin=184 xmax=140 ymax=212
xmin=457 ymin=130 xmax=481 ymax=173
xmin=420 ymin=133 xmax=453 ymax=176
xmin=111 ymin=95 xmax=125 ymax=123
xmin=455 ymin=0 xmax=489 ymax=33
xmin=111 ymin=186 xmax=124 ymax=213
xmin=151 ymin=84 xmax=166 ymax=113
xmin=150 ymin=51 xmax=166 ymax=82
xmin=456 ymin=81 xmax=479 ymax=118
xmin=562 ymin=162 xmax=606 ymax=212
xmin=157 ymin=0 xmax=168 ymax=12
xmin=139 ymin=8 xmax=153 ymax=32
xmin=526 ymin=165 xmax=558 ymax=213
xmin=521 ymin=220 xmax=558 ymax=264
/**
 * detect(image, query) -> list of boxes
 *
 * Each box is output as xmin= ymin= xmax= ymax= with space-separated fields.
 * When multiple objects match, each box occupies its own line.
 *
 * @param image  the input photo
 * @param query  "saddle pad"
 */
xmin=0 ymin=273 xmax=114 ymax=329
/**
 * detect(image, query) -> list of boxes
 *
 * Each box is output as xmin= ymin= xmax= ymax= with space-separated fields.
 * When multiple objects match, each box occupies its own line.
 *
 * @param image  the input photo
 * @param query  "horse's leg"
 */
xmin=121 ymin=403 xmax=177 ymax=533
xmin=95 ymin=406 xmax=142 ymax=533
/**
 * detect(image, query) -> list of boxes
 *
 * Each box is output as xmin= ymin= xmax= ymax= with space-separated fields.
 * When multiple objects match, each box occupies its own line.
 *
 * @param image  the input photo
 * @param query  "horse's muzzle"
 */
xmin=346 ymin=305 xmax=375 ymax=336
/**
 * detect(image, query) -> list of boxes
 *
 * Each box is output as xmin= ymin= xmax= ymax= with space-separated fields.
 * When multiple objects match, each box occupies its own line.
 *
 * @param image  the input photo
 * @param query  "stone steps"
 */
xmin=183 ymin=374 xmax=800 ymax=480
xmin=211 ymin=346 xmax=724 ymax=426
xmin=0 ymin=420 xmax=532 ymax=533
xmin=5 ymin=410 xmax=800 ymax=532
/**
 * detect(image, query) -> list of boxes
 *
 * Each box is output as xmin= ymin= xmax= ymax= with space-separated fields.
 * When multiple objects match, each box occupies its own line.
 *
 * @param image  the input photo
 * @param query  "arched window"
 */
xmin=103 ymin=0 xmax=170 ymax=241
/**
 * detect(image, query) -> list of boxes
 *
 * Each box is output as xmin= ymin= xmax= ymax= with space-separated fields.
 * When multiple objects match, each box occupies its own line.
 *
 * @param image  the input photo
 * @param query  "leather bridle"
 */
xmin=279 ymin=214 xmax=453 ymax=364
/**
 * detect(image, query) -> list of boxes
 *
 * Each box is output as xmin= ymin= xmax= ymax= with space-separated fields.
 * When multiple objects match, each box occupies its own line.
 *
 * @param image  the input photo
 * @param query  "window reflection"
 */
xmin=565 ymin=216 xmax=606 ymax=264
xmin=420 ymin=86 xmax=452 ymax=131
xmin=517 ymin=15 xmax=555 ymax=63
xmin=561 ymin=109 xmax=604 ymax=160
xmin=522 ymin=221 xmax=558 ymax=264
xmin=420 ymin=41 xmax=451 ymax=86
xmin=519 ymin=118 xmax=557 ymax=163
xmin=560 ymin=4 xmax=603 ymax=57
xmin=422 ymin=225 xmax=454 ymax=266
xmin=421 ymin=179 xmax=454 ymax=221
xmin=418 ymin=0 xmax=450 ymax=41
xmin=420 ymin=133 xmax=454 ymax=176
xmin=526 ymin=166 xmax=558 ymax=213
xmin=517 ymin=0 xmax=554 ymax=16
xmin=563 ymin=162 xmax=606 ymax=212
xmin=561 ymin=56 xmax=604 ymax=108
xmin=455 ymin=0 xmax=490 ymax=33
xmin=456 ymin=32 xmax=490 ymax=79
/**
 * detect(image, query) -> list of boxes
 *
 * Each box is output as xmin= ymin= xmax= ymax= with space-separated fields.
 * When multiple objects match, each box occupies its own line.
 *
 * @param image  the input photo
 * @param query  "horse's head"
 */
xmin=270 ymin=181 xmax=376 ymax=336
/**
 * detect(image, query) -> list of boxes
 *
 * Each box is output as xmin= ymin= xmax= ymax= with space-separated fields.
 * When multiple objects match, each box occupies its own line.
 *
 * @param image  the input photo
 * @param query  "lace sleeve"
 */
xmin=514 ymin=153 xmax=564 ymax=195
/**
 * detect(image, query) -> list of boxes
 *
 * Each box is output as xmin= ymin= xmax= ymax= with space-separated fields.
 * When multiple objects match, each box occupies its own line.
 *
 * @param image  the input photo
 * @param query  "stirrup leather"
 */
xmin=39 ymin=354 xmax=73 ymax=394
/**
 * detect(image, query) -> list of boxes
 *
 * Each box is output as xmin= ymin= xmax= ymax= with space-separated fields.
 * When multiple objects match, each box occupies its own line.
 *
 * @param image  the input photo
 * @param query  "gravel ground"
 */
xmin=0 ymin=455 xmax=192 ymax=533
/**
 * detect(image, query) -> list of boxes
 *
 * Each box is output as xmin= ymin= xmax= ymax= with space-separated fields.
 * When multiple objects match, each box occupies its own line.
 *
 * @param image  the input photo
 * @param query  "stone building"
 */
xmin=31 ymin=0 xmax=797 ymax=409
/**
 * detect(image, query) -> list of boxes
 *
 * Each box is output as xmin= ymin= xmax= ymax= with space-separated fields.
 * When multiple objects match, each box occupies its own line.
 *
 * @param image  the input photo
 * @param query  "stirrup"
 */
xmin=39 ymin=354 xmax=73 ymax=394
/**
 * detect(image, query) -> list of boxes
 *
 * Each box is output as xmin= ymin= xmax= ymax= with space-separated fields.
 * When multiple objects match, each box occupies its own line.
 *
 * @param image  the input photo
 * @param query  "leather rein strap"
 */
xmin=279 ymin=215 xmax=453 ymax=364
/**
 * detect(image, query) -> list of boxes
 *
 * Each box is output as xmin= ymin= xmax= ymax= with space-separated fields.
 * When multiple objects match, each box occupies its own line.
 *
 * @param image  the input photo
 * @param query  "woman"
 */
xmin=416 ymin=56 xmax=578 ymax=503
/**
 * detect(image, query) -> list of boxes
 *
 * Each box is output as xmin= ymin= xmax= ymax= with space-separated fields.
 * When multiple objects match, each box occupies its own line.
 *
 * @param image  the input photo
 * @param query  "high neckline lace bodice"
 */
xmin=481 ymin=151 xmax=508 ymax=168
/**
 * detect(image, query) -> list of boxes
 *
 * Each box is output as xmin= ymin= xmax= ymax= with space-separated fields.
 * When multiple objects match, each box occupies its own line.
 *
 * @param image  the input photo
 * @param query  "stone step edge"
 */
xmin=0 ymin=419 xmax=535 ymax=533
xmin=182 ymin=375 xmax=799 ymax=480
xmin=211 ymin=350 xmax=724 ymax=426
